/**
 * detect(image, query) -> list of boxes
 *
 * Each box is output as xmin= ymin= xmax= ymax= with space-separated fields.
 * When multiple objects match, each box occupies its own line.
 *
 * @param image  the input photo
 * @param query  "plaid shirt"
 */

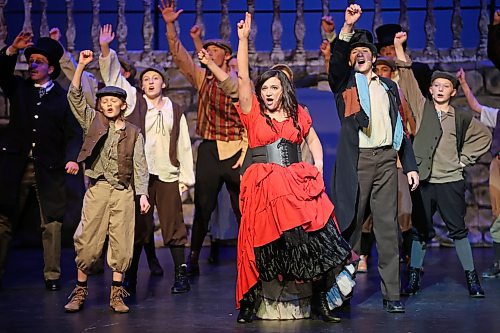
xmin=197 ymin=74 xmax=243 ymax=141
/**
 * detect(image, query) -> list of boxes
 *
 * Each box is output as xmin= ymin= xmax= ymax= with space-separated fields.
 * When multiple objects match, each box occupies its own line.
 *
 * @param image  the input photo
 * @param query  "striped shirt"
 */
xmin=197 ymin=73 xmax=243 ymax=141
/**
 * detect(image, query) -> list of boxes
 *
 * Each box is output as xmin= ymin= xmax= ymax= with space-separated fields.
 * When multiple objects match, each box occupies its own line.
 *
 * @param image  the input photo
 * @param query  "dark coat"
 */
xmin=0 ymin=47 xmax=83 ymax=221
xmin=328 ymin=37 xmax=418 ymax=232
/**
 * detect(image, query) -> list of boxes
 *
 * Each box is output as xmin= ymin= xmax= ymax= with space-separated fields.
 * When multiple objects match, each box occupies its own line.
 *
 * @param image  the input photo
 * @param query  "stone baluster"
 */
xmin=293 ymin=0 xmax=306 ymax=64
xmin=477 ymin=0 xmax=488 ymax=59
xmin=423 ymin=0 xmax=437 ymax=57
xmin=399 ymin=0 xmax=409 ymax=32
xmin=320 ymin=0 xmax=329 ymax=40
xmin=142 ymin=0 xmax=154 ymax=60
xmin=65 ymin=0 xmax=76 ymax=53
xmin=91 ymin=0 xmax=100 ymax=54
xmin=247 ymin=0 xmax=258 ymax=63
xmin=450 ymin=0 xmax=464 ymax=58
xmin=195 ymin=0 xmax=205 ymax=39
xmin=372 ymin=0 xmax=383 ymax=42
xmin=0 ymin=0 xmax=8 ymax=49
xmin=23 ymin=0 xmax=33 ymax=34
xmin=220 ymin=0 xmax=230 ymax=41
xmin=271 ymin=0 xmax=284 ymax=63
xmin=39 ymin=0 xmax=49 ymax=37
xmin=116 ymin=0 xmax=128 ymax=56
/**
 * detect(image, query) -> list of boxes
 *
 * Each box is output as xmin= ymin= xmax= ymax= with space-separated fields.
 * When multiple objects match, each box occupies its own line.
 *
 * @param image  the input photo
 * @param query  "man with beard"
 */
xmin=328 ymin=5 xmax=419 ymax=313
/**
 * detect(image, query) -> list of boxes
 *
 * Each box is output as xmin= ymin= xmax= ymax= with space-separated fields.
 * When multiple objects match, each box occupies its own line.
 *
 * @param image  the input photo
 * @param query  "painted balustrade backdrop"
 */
xmin=0 ymin=0 xmax=494 ymax=68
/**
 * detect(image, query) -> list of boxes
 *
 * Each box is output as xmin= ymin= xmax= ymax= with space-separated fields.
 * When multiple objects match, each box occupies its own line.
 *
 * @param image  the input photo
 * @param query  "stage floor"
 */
xmin=1 ymin=246 xmax=499 ymax=332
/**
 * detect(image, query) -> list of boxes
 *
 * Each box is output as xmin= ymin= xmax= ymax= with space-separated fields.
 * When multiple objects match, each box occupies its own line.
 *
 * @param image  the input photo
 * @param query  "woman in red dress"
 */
xmin=235 ymin=13 xmax=353 ymax=323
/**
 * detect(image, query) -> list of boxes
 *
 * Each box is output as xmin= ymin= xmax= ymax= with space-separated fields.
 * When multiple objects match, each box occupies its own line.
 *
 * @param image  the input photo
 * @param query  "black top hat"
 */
xmin=24 ymin=37 xmax=64 ymax=79
xmin=96 ymin=86 xmax=128 ymax=100
xmin=375 ymin=24 xmax=406 ymax=51
xmin=349 ymin=29 xmax=378 ymax=56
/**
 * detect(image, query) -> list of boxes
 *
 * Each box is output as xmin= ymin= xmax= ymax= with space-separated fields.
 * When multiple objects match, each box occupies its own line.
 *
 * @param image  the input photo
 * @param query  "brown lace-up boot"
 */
xmin=64 ymin=286 xmax=88 ymax=312
xmin=109 ymin=285 xmax=130 ymax=313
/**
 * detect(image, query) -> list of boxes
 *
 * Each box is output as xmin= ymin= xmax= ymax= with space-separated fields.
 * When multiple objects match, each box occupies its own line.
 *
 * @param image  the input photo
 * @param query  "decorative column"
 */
xmin=247 ymin=0 xmax=258 ymax=63
xmin=320 ymin=0 xmax=329 ymax=40
xmin=65 ymin=0 xmax=76 ymax=53
xmin=23 ymin=0 xmax=33 ymax=34
xmin=195 ymin=0 xmax=205 ymax=39
xmin=142 ymin=0 xmax=154 ymax=60
xmin=372 ymin=0 xmax=383 ymax=42
xmin=476 ymin=0 xmax=488 ymax=59
xmin=0 ymin=0 xmax=8 ymax=49
xmin=270 ymin=0 xmax=284 ymax=63
xmin=39 ymin=0 xmax=49 ymax=37
xmin=91 ymin=0 xmax=100 ymax=54
xmin=220 ymin=0 xmax=230 ymax=41
xmin=116 ymin=0 xmax=128 ymax=56
xmin=293 ymin=0 xmax=306 ymax=64
xmin=450 ymin=0 xmax=464 ymax=58
xmin=423 ymin=0 xmax=437 ymax=57
xmin=399 ymin=0 xmax=409 ymax=33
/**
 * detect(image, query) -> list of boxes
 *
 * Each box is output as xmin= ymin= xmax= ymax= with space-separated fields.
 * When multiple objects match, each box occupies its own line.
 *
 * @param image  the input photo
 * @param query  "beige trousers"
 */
xmin=74 ymin=180 xmax=135 ymax=274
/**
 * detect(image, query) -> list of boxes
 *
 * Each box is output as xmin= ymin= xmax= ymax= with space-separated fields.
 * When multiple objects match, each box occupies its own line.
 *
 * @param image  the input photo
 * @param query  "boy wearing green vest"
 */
xmin=394 ymin=32 xmax=492 ymax=298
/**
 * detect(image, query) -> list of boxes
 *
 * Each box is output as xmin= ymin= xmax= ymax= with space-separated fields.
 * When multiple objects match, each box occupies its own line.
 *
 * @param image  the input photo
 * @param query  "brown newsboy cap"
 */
xmin=203 ymin=39 xmax=233 ymax=55
xmin=431 ymin=70 xmax=458 ymax=89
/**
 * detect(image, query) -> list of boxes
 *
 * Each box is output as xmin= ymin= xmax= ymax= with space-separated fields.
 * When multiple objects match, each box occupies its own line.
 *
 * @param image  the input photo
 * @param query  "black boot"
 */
xmin=124 ymin=244 xmax=142 ymax=293
xmin=144 ymin=233 xmax=164 ymax=276
xmin=311 ymin=277 xmax=341 ymax=323
xmin=208 ymin=239 xmax=220 ymax=264
xmin=237 ymin=288 xmax=256 ymax=324
xmin=482 ymin=242 xmax=500 ymax=278
xmin=186 ymin=250 xmax=200 ymax=276
xmin=171 ymin=264 xmax=190 ymax=294
xmin=465 ymin=269 xmax=485 ymax=298
xmin=401 ymin=267 xmax=421 ymax=296
xmin=482 ymin=261 xmax=500 ymax=279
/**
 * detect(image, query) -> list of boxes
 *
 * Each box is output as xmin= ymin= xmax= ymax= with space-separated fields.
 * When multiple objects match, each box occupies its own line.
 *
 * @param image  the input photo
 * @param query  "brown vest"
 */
xmin=126 ymin=90 xmax=183 ymax=167
xmin=77 ymin=111 xmax=140 ymax=187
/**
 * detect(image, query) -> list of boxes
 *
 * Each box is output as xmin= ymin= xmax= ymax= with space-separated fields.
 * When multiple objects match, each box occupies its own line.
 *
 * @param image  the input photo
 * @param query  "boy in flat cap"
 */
xmin=99 ymin=24 xmax=194 ymax=294
xmin=394 ymin=32 xmax=492 ymax=298
xmin=160 ymin=0 xmax=247 ymax=276
xmin=64 ymin=50 xmax=150 ymax=313
xmin=0 ymin=32 xmax=83 ymax=291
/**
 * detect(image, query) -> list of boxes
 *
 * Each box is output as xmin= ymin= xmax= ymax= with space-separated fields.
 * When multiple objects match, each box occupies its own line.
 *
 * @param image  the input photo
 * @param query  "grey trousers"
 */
xmin=351 ymin=147 xmax=400 ymax=301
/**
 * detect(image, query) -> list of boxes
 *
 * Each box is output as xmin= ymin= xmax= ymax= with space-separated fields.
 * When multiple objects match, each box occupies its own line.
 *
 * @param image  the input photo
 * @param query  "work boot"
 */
xmin=109 ymin=286 xmax=131 ymax=313
xmin=482 ymin=261 xmax=500 ymax=279
xmin=186 ymin=250 xmax=200 ymax=276
xmin=64 ymin=286 xmax=88 ymax=312
xmin=171 ymin=264 xmax=190 ymax=294
xmin=401 ymin=267 xmax=421 ymax=296
xmin=465 ymin=270 xmax=485 ymax=298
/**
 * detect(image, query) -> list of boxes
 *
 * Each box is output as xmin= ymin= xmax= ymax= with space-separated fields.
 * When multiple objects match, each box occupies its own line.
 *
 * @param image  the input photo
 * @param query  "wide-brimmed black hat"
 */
xmin=431 ymin=70 xmax=458 ymax=89
xmin=375 ymin=23 xmax=406 ymax=52
xmin=203 ymin=39 xmax=233 ymax=55
xmin=24 ymin=37 xmax=64 ymax=79
xmin=349 ymin=29 xmax=378 ymax=56
xmin=96 ymin=86 xmax=128 ymax=100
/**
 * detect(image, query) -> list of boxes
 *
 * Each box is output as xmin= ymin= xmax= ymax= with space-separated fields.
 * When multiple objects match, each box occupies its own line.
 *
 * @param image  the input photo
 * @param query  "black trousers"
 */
xmin=191 ymin=140 xmax=241 ymax=253
xmin=411 ymin=180 xmax=468 ymax=242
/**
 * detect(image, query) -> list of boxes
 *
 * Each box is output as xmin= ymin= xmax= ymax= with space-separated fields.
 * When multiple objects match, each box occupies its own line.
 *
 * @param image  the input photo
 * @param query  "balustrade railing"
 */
xmin=0 ymin=1 xmax=496 ymax=72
